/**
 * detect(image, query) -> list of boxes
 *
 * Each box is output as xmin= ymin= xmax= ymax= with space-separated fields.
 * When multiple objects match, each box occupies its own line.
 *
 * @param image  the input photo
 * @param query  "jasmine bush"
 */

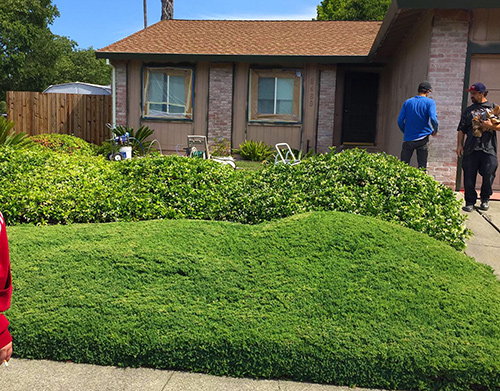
xmin=219 ymin=150 xmax=468 ymax=250
xmin=0 ymin=145 xmax=467 ymax=249
xmin=30 ymin=133 xmax=96 ymax=156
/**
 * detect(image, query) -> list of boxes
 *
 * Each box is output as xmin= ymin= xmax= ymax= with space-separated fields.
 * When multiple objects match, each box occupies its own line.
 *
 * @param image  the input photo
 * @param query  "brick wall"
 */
xmin=208 ymin=64 xmax=233 ymax=146
xmin=427 ymin=11 xmax=470 ymax=188
xmin=317 ymin=68 xmax=337 ymax=153
xmin=113 ymin=61 xmax=128 ymax=126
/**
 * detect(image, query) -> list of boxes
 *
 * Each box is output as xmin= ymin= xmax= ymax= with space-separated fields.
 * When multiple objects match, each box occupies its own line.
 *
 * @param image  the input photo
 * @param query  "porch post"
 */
xmin=427 ymin=11 xmax=470 ymax=188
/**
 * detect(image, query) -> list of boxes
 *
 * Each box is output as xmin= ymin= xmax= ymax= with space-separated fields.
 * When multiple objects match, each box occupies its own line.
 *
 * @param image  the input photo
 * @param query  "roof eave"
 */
xmin=397 ymin=0 xmax=500 ymax=8
xmin=368 ymin=0 xmax=500 ymax=61
xmin=96 ymin=52 xmax=371 ymax=64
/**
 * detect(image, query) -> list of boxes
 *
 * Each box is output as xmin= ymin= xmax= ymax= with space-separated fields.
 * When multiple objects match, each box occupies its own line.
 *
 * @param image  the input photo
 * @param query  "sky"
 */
xmin=50 ymin=0 xmax=320 ymax=50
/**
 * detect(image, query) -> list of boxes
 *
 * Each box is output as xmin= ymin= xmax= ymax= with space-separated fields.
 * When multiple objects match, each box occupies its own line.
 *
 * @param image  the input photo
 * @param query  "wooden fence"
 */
xmin=6 ymin=91 xmax=112 ymax=145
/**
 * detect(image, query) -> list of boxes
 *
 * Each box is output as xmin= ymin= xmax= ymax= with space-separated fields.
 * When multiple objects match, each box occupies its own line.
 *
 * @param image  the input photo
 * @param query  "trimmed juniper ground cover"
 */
xmin=7 ymin=213 xmax=500 ymax=391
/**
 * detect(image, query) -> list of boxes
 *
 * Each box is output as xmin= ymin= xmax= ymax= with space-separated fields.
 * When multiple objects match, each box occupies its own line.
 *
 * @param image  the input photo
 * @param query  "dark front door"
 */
xmin=342 ymin=72 xmax=379 ymax=144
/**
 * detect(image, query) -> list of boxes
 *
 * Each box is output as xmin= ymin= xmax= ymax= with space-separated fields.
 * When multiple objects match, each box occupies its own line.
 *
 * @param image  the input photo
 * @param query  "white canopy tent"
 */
xmin=43 ymin=82 xmax=111 ymax=95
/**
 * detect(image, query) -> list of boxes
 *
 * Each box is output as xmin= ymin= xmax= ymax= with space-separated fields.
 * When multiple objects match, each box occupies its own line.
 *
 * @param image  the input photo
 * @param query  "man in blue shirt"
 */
xmin=398 ymin=81 xmax=439 ymax=169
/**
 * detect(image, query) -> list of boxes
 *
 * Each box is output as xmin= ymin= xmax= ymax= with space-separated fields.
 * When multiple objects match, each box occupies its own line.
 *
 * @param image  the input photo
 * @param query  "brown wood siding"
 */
xmin=247 ymin=124 xmax=301 ymax=150
xmin=471 ymin=10 xmax=500 ymax=42
xmin=6 ymin=91 xmax=112 ymax=144
xmin=193 ymin=61 xmax=209 ymax=136
xmin=233 ymin=62 xmax=250 ymax=149
xmin=375 ymin=12 xmax=433 ymax=158
xmin=140 ymin=120 xmax=193 ymax=153
xmin=333 ymin=67 xmax=345 ymax=147
xmin=302 ymin=63 xmax=319 ymax=152
xmin=469 ymin=54 xmax=500 ymax=191
xmin=128 ymin=61 xmax=142 ymax=130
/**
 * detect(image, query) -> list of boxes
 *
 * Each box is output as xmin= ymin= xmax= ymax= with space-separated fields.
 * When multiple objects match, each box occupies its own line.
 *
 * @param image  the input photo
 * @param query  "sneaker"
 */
xmin=462 ymin=204 xmax=474 ymax=212
xmin=479 ymin=200 xmax=489 ymax=211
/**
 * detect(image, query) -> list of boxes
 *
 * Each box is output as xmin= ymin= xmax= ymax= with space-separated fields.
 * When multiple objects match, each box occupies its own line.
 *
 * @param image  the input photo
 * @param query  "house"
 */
xmin=96 ymin=0 xmax=500 ymax=190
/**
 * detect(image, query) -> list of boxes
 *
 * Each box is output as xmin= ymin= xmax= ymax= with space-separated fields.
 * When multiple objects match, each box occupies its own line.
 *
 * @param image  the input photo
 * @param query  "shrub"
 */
xmin=7 ymin=212 xmax=500 ymax=390
xmin=217 ymin=149 xmax=468 ymax=250
xmin=29 ymin=134 xmax=96 ymax=156
xmin=233 ymin=140 xmax=274 ymax=161
xmin=0 ymin=148 xmax=233 ymax=225
xmin=111 ymin=125 xmax=155 ymax=156
xmin=0 ymin=117 xmax=31 ymax=147
xmin=210 ymin=137 xmax=231 ymax=157
xmin=0 ymin=148 xmax=468 ymax=249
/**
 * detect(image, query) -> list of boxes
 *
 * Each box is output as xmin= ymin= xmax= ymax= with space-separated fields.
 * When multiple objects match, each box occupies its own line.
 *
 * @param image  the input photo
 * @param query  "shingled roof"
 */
xmin=97 ymin=20 xmax=382 ymax=58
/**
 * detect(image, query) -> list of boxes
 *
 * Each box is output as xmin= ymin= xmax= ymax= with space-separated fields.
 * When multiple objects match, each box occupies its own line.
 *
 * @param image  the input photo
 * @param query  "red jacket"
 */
xmin=0 ymin=212 xmax=12 ymax=348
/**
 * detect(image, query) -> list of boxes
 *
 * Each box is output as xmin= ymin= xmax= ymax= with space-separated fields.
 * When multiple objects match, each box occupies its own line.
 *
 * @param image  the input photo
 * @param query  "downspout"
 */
xmin=106 ymin=59 xmax=117 ymax=128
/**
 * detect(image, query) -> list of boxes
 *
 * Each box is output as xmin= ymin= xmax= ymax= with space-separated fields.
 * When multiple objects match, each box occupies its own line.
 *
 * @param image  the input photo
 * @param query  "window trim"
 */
xmin=248 ymin=69 xmax=302 ymax=123
xmin=142 ymin=66 xmax=194 ymax=120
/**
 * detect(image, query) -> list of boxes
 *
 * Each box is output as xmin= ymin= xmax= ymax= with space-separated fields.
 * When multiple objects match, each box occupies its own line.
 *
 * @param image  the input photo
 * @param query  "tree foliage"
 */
xmin=52 ymin=37 xmax=110 ymax=86
xmin=316 ymin=0 xmax=391 ymax=21
xmin=0 ymin=0 xmax=59 ymax=99
xmin=0 ymin=0 xmax=110 ymax=102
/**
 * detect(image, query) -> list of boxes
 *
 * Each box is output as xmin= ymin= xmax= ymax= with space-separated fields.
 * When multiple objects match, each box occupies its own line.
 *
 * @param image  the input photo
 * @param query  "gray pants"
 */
xmin=401 ymin=136 xmax=429 ymax=169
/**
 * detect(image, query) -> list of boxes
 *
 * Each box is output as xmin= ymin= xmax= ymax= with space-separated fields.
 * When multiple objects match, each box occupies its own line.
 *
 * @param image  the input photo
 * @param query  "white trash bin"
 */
xmin=119 ymin=146 xmax=132 ymax=160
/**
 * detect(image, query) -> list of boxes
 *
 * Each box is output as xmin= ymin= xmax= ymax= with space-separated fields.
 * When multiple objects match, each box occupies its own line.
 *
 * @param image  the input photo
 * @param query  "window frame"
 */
xmin=248 ymin=69 xmax=303 ymax=123
xmin=142 ymin=66 xmax=194 ymax=121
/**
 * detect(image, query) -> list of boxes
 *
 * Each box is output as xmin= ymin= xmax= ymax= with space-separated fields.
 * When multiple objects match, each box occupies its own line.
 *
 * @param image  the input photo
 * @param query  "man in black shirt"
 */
xmin=457 ymin=83 xmax=498 ymax=212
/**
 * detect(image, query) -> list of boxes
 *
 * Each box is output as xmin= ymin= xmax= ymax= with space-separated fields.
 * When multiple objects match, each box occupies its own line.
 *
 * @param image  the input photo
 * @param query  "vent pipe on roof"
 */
xmin=161 ymin=0 xmax=173 ymax=20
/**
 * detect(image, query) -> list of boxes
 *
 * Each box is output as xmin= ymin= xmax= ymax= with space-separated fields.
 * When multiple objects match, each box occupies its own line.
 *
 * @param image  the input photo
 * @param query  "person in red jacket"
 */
xmin=0 ymin=212 xmax=13 ymax=365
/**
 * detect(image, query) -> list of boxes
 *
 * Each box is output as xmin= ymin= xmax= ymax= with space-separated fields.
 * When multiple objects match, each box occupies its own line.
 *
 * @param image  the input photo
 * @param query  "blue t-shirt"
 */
xmin=398 ymin=96 xmax=439 ymax=142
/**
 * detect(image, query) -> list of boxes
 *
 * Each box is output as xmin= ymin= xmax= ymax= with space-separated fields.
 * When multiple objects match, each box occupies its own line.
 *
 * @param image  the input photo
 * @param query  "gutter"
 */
xmin=97 ymin=52 xmax=371 ymax=65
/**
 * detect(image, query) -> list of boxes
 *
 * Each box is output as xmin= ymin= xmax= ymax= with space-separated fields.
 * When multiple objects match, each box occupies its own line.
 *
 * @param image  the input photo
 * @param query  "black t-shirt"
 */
xmin=457 ymin=101 xmax=498 ymax=157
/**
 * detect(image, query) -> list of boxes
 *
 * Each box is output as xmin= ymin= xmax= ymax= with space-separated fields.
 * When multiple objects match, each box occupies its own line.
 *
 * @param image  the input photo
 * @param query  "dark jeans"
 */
xmin=462 ymin=151 xmax=498 ymax=206
xmin=401 ymin=136 xmax=429 ymax=169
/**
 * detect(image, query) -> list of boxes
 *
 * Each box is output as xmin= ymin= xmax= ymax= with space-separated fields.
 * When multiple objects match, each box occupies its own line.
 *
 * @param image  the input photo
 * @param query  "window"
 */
xmin=143 ymin=67 xmax=193 ymax=119
xmin=249 ymin=69 xmax=302 ymax=122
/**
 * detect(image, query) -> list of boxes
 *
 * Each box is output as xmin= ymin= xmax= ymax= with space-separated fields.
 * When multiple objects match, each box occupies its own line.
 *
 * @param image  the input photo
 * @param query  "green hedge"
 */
xmin=0 ymin=147 xmax=232 ymax=224
xmin=7 ymin=212 xmax=500 ymax=390
xmin=29 ymin=133 xmax=97 ymax=156
xmin=219 ymin=150 xmax=468 ymax=250
xmin=0 ymin=145 xmax=467 ymax=249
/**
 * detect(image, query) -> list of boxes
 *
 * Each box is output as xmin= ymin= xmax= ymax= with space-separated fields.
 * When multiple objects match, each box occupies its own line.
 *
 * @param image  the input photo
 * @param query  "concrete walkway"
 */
xmin=463 ymin=199 xmax=500 ymax=278
xmin=1 ymin=200 xmax=499 ymax=391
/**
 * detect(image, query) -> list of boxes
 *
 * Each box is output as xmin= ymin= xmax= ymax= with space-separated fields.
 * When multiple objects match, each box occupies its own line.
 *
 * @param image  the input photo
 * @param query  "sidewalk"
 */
xmin=0 ymin=359 xmax=384 ymax=391
xmin=0 ymin=201 xmax=499 ymax=391
xmin=462 ymin=199 xmax=500 ymax=278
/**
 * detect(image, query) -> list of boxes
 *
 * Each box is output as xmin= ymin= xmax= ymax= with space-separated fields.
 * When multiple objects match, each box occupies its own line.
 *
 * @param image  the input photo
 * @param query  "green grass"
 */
xmin=6 ymin=212 xmax=500 ymax=390
xmin=235 ymin=160 xmax=266 ymax=171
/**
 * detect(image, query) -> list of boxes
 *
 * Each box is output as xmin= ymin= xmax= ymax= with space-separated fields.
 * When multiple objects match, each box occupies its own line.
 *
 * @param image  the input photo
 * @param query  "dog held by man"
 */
xmin=457 ymin=82 xmax=500 ymax=212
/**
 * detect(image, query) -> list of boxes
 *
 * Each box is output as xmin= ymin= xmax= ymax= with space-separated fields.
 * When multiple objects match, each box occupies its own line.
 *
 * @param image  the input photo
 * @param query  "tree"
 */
xmin=316 ymin=0 xmax=391 ymax=21
xmin=0 ymin=0 xmax=110 ymax=102
xmin=0 ymin=0 xmax=59 ymax=99
xmin=52 ymin=37 xmax=110 ymax=86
